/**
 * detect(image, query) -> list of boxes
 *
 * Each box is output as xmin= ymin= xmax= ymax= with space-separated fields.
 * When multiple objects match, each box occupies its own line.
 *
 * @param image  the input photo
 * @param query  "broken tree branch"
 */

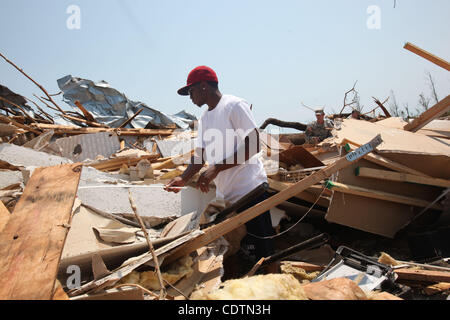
xmin=260 ymin=118 xmax=307 ymax=131
xmin=118 ymin=108 xmax=144 ymax=129
xmin=60 ymin=114 xmax=109 ymax=128
xmin=74 ymin=101 xmax=96 ymax=123
xmin=33 ymin=94 xmax=60 ymax=113
xmin=0 ymin=52 xmax=67 ymax=114
xmin=24 ymin=97 xmax=54 ymax=123
xmin=0 ymin=96 xmax=37 ymax=123
xmin=0 ymin=114 xmax=42 ymax=135
xmin=339 ymin=81 xmax=358 ymax=115
xmin=128 ymin=190 xmax=166 ymax=300
xmin=372 ymin=97 xmax=391 ymax=118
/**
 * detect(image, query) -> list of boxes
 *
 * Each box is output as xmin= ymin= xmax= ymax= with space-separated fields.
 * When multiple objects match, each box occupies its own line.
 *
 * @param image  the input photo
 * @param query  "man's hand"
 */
xmin=164 ymin=176 xmax=186 ymax=194
xmin=197 ymin=165 xmax=220 ymax=193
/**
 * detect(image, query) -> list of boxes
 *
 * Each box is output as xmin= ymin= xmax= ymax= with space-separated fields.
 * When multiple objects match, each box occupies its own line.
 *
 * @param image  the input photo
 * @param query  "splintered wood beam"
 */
xmin=325 ymin=180 xmax=442 ymax=210
xmin=29 ymin=123 xmax=174 ymax=136
xmin=60 ymin=114 xmax=108 ymax=128
xmin=118 ymin=108 xmax=144 ymax=129
xmin=395 ymin=268 xmax=450 ymax=284
xmin=372 ymin=97 xmax=391 ymax=118
xmin=163 ymin=135 xmax=383 ymax=265
xmin=151 ymin=150 xmax=194 ymax=171
xmin=0 ymin=201 xmax=11 ymax=233
xmin=74 ymin=101 xmax=96 ymax=123
xmin=0 ymin=52 xmax=67 ymax=114
xmin=0 ymin=96 xmax=37 ymax=123
xmin=0 ymin=164 xmax=82 ymax=300
xmin=356 ymin=167 xmax=450 ymax=188
xmin=404 ymin=42 xmax=450 ymax=72
xmin=403 ymin=95 xmax=450 ymax=132
xmin=89 ymin=154 xmax=160 ymax=172
xmin=0 ymin=114 xmax=42 ymax=135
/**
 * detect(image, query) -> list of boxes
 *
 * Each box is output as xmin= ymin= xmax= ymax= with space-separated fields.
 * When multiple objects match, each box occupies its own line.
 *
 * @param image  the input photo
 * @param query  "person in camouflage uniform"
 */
xmin=305 ymin=108 xmax=333 ymax=144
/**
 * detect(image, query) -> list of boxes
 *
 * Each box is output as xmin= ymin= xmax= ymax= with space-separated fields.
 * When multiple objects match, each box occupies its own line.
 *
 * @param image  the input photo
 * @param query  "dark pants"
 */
xmin=237 ymin=191 xmax=275 ymax=261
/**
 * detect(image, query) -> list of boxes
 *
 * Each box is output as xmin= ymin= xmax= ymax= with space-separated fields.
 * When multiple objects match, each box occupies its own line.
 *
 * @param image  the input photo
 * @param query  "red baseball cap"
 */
xmin=177 ymin=66 xmax=218 ymax=96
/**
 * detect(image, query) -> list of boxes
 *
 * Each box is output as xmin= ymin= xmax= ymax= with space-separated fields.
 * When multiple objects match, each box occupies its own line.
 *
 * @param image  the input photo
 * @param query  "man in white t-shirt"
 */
xmin=165 ymin=66 xmax=274 ymax=263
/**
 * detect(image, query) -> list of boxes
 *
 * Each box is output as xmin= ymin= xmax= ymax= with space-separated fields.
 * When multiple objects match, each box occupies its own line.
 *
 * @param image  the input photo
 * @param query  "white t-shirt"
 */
xmin=195 ymin=94 xmax=267 ymax=203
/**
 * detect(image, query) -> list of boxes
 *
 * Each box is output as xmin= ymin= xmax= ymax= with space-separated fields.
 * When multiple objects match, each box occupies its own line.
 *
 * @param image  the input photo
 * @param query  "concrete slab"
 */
xmin=0 ymin=143 xmax=72 ymax=168
xmin=0 ymin=170 xmax=23 ymax=189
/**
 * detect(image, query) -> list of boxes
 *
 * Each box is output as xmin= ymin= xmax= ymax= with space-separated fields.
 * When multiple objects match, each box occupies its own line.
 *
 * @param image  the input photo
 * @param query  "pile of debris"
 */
xmin=0 ymin=43 xmax=450 ymax=301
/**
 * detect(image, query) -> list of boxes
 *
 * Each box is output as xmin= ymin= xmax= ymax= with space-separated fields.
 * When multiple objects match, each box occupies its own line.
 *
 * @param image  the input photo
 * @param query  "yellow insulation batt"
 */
xmin=118 ymin=255 xmax=194 ymax=290
xmin=190 ymin=274 xmax=308 ymax=300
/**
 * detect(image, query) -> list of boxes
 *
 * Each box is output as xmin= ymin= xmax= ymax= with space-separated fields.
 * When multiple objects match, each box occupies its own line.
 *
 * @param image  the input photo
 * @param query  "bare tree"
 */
xmin=417 ymin=93 xmax=430 ymax=113
xmin=389 ymin=90 xmax=401 ymax=117
xmin=403 ymin=103 xmax=412 ymax=120
xmin=427 ymin=72 xmax=439 ymax=104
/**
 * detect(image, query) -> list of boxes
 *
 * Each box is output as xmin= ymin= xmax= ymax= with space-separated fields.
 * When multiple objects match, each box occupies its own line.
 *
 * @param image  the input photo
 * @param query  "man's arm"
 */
xmin=180 ymin=148 xmax=205 ymax=181
xmin=216 ymin=128 xmax=260 ymax=171
xmin=196 ymin=128 xmax=261 ymax=193
xmin=164 ymin=147 xmax=205 ymax=193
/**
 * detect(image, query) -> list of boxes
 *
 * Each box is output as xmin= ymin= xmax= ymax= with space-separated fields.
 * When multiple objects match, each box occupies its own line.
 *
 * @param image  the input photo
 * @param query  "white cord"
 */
xmin=248 ymin=186 xmax=327 ymax=240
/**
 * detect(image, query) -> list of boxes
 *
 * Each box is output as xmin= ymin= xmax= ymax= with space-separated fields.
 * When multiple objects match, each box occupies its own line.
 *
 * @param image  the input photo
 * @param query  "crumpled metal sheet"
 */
xmin=0 ymin=84 xmax=37 ymax=119
xmin=49 ymin=131 xmax=121 ymax=162
xmin=56 ymin=75 xmax=196 ymax=129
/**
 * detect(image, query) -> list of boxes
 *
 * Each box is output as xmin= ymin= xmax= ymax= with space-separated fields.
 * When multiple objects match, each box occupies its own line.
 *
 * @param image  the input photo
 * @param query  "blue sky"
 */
xmin=1 ymin=0 xmax=449 ymax=128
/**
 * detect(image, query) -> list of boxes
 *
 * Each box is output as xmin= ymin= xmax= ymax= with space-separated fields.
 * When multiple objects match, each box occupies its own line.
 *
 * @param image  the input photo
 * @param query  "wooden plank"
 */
xmin=280 ymin=261 xmax=326 ymax=273
xmin=268 ymin=178 xmax=331 ymax=208
xmin=423 ymin=282 xmax=450 ymax=295
xmin=74 ymin=100 xmax=96 ymax=123
xmin=0 ymin=114 xmax=42 ymax=135
xmin=395 ymin=268 xmax=450 ymax=284
xmin=343 ymin=140 xmax=430 ymax=177
xmin=356 ymin=167 xmax=450 ymax=188
xmin=29 ymin=123 xmax=174 ymax=136
xmin=118 ymin=108 xmax=144 ymax=129
xmin=89 ymin=154 xmax=160 ymax=172
xmin=152 ymin=150 xmax=194 ymax=171
xmin=403 ymin=95 xmax=450 ymax=132
xmin=404 ymin=42 xmax=450 ymax=72
xmin=0 ymin=123 xmax=24 ymax=137
xmin=0 ymin=164 xmax=82 ymax=300
xmin=163 ymin=135 xmax=383 ymax=265
xmin=326 ymin=181 xmax=442 ymax=210
xmin=279 ymin=145 xmax=325 ymax=168
xmin=61 ymin=114 xmax=108 ymax=128
xmin=0 ymin=201 xmax=11 ymax=232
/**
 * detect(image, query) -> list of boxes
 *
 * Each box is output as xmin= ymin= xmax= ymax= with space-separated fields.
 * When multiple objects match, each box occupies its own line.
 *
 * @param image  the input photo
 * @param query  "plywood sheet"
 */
xmin=325 ymin=156 xmax=443 ymax=238
xmin=0 ymin=164 xmax=82 ymax=299
xmin=0 ymin=201 xmax=11 ymax=232
xmin=333 ymin=119 xmax=450 ymax=157
xmin=279 ymin=145 xmax=325 ymax=168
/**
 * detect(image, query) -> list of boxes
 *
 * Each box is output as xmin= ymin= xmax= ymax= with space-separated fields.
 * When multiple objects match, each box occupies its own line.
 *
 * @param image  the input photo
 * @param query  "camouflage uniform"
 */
xmin=305 ymin=120 xmax=333 ymax=144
